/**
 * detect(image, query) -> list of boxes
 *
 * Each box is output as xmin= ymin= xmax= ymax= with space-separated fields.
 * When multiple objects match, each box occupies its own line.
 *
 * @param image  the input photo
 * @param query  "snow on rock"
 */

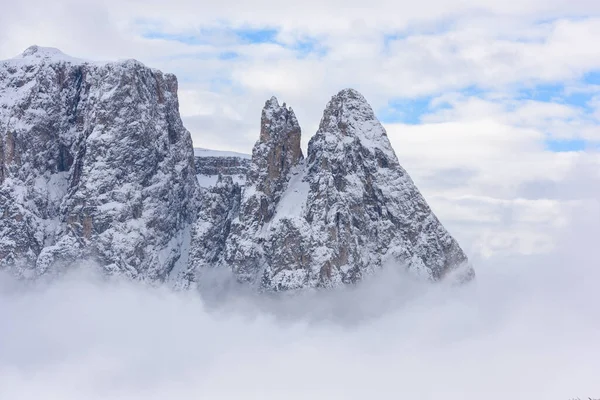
xmin=0 ymin=46 xmax=198 ymax=280
xmin=193 ymin=147 xmax=250 ymax=188
xmin=180 ymin=175 xmax=242 ymax=286
xmin=223 ymin=96 xmax=304 ymax=284
xmin=0 ymin=46 xmax=472 ymax=291
xmin=218 ymin=88 xmax=474 ymax=290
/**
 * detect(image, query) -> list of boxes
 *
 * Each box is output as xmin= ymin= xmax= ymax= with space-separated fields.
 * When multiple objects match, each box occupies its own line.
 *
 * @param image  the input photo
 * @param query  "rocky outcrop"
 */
xmin=0 ymin=46 xmax=198 ymax=279
xmin=242 ymin=97 xmax=303 ymax=223
xmin=1 ymin=46 xmax=472 ymax=290
xmin=178 ymin=175 xmax=241 ymax=286
xmin=222 ymin=98 xmax=304 ymax=282
xmin=222 ymin=89 xmax=473 ymax=290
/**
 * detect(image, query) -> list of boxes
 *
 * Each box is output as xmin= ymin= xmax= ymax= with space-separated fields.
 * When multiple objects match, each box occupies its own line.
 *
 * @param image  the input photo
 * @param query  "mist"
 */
xmin=1 ymin=208 xmax=599 ymax=399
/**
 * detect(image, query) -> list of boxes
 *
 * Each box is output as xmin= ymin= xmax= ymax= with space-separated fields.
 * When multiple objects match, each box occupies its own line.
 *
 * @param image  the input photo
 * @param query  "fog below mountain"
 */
xmin=1 ymin=211 xmax=599 ymax=400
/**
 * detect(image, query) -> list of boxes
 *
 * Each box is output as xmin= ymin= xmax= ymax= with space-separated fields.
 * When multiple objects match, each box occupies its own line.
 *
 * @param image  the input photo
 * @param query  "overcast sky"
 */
xmin=1 ymin=0 xmax=599 ymax=261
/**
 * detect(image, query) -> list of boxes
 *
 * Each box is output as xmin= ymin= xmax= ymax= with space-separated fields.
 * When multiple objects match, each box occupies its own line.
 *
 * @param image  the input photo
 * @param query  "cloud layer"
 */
xmin=1 ymin=206 xmax=599 ymax=399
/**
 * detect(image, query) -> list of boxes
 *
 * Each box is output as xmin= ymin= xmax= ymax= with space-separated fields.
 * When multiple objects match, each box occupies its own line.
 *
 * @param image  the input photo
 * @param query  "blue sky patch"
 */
xmin=234 ymin=28 xmax=279 ymax=44
xmin=142 ymin=24 xmax=597 ymax=156
xmin=288 ymin=38 xmax=327 ymax=58
xmin=517 ymin=83 xmax=596 ymax=111
xmin=379 ymin=97 xmax=434 ymax=124
xmin=518 ymin=83 xmax=564 ymax=103
xmin=378 ymin=86 xmax=483 ymax=124
xmin=218 ymin=51 xmax=239 ymax=60
xmin=545 ymin=138 xmax=587 ymax=152
xmin=143 ymin=27 xmax=326 ymax=59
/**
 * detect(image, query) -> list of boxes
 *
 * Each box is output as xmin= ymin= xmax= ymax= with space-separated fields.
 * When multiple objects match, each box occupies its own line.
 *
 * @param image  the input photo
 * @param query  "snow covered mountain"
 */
xmin=1 ymin=46 xmax=473 ymax=289
xmin=220 ymin=90 xmax=473 ymax=290
xmin=0 ymin=45 xmax=198 ymax=279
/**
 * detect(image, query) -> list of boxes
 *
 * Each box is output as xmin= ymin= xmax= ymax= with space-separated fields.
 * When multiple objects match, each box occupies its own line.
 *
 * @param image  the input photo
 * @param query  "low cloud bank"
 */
xmin=1 ymin=209 xmax=599 ymax=399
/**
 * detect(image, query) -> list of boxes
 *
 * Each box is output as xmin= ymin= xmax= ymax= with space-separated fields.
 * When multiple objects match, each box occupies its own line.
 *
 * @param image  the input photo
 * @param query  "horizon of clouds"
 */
xmin=1 ymin=0 xmax=600 ymax=260
xmin=1 ymin=203 xmax=599 ymax=399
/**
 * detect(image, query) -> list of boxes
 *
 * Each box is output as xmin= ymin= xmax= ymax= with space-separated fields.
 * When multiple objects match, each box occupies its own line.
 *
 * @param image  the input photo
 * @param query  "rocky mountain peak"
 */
xmin=321 ymin=88 xmax=376 ymax=124
xmin=315 ymin=88 xmax=395 ymax=159
xmin=1 ymin=47 xmax=473 ymax=291
xmin=246 ymin=95 xmax=303 ymax=203
xmin=221 ymin=89 xmax=472 ymax=290
xmin=257 ymin=96 xmax=301 ymax=156
xmin=222 ymin=97 xmax=305 ymax=283
xmin=307 ymin=88 xmax=397 ymax=181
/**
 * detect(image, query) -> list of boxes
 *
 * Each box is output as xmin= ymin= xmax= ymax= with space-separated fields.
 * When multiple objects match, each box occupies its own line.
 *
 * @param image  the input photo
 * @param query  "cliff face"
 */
xmin=220 ymin=89 xmax=473 ymax=290
xmin=0 ymin=46 xmax=198 ymax=279
xmin=1 ymin=46 xmax=472 ymax=290
xmin=222 ymin=98 xmax=304 ymax=283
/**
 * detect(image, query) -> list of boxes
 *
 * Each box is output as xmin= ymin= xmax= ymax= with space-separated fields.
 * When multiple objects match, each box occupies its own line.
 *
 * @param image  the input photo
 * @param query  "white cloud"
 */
xmin=0 ymin=204 xmax=598 ymax=399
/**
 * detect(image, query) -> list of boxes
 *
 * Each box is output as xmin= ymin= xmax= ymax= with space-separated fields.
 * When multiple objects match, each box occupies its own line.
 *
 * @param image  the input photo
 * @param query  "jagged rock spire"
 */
xmin=223 ymin=96 xmax=305 ymax=283
xmin=222 ymin=88 xmax=473 ymax=290
xmin=1 ymin=44 xmax=473 ymax=292
xmin=243 ymin=96 xmax=303 ymax=222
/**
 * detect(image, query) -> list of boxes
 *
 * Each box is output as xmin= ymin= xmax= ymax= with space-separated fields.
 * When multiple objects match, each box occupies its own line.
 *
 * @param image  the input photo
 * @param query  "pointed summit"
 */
xmin=320 ymin=89 xmax=383 ymax=139
xmin=246 ymin=95 xmax=303 ymax=211
xmin=224 ymin=96 xmax=305 ymax=282
xmin=265 ymin=96 xmax=279 ymax=108
xmin=297 ymin=88 xmax=472 ymax=287
xmin=244 ymin=96 xmax=304 ymax=215
xmin=332 ymin=88 xmax=369 ymax=101
xmin=312 ymin=88 xmax=396 ymax=165
xmin=327 ymin=88 xmax=374 ymax=112
xmin=255 ymin=95 xmax=302 ymax=168
xmin=259 ymin=96 xmax=299 ymax=144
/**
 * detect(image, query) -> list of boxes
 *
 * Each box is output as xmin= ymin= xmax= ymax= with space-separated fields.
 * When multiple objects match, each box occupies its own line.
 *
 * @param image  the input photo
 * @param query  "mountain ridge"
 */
xmin=0 ymin=46 xmax=474 ymax=290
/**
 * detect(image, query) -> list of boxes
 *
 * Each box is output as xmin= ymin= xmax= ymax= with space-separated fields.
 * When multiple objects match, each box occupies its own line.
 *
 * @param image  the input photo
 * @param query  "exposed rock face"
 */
xmin=0 ymin=46 xmax=198 ymax=279
xmin=223 ymin=98 xmax=304 ymax=282
xmin=179 ymin=175 xmax=241 ymax=285
xmin=193 ymin=148 xmax=250 ymax=188
xmin=222 ymin=89 xmax=473 ymax=290
xmin=243 ymin=97 xmax=303 ymax=223
xmin=1 ymin=46 xmax=472 ymax=290
xmin=194 ymin=149 xmax=250 ymax=177
xmin=301 ymin=89 xmax=471 ymax=285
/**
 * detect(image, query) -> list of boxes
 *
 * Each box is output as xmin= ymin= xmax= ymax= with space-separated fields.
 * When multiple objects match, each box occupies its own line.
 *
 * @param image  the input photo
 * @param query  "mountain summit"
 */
xmin=213 ymin=88 xmax=473 ymax=290
xmin=0 ymin=47 xmax=473 ymax=289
